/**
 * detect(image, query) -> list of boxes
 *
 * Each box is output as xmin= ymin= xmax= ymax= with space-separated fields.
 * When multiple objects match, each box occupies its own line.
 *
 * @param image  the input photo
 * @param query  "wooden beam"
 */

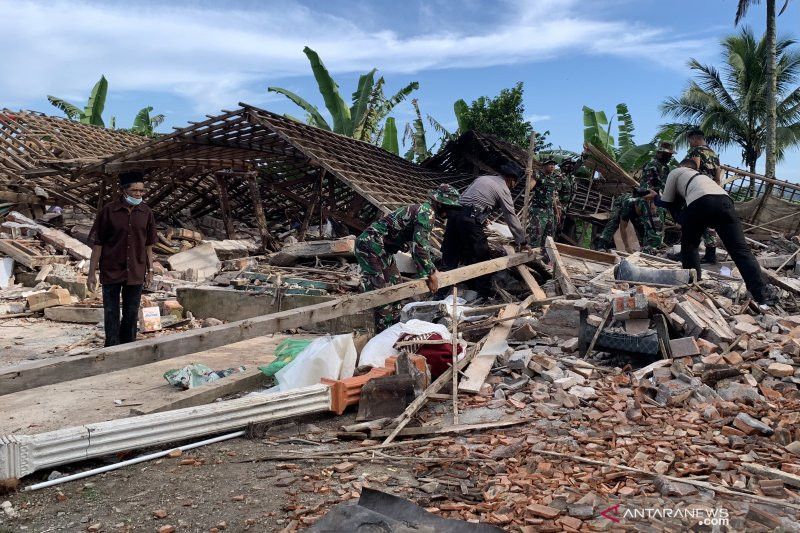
xmin=459 ymin=303 xmax=521 ymax=393
xmin=370 ymin=417 xmax=532 ymax=438
xmin=0 ymin=251 xmax=537 ymax=396
xmin=545 ymin=236 xmax=578 ymax=296
xmin=554 ymin=242 xmax=617 ymax=265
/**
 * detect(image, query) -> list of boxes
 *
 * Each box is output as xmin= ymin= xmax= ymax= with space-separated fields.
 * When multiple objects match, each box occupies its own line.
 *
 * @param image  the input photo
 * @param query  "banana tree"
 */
xmin=427 ymin=99 xmax=469 ymax=144
xmin=403 ymin=100 xmax=433 ymax=163
xmin=381 ymin=117 xmax=399 ymax=155
xmin=268 ymin=47 xmax=418 ymax=145
xmin=47 ymin=75 xmax=108 ymax=126
xmin=131 ymin=106 xmax=165 ymax=136
xmin=583 ymin=104 xmax=667 ymax=174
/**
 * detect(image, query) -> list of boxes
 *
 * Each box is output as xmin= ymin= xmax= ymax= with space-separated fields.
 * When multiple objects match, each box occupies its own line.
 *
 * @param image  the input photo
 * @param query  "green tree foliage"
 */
xmin=659 ymin=28 xmax=800 ymax=174
xmin=268 ymin=46 xmax=418 ymax=146
xmin=456 ymin=82 xmax=533 ymax=148
xmin=48 ymin=75 xmax=108 ymax=126
xmin=616 ymin=103 xmax=636 ymax=151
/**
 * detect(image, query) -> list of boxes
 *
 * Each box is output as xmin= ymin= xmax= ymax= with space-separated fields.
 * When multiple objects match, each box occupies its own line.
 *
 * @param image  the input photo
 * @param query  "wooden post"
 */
xmin=519 ymin=131 xmax=538 ymax=229
xmin=96 ymin=176 xmax=108 ymax=210
xmin=451 ymin=286 xmax=459 ymax=425
xmin=296 ymin=195 xmax=318 ymax=242
xmin=215 ymin=175 xmax=236 ymax=239
xmin=247 ymin=173 xmax=277 ymax=252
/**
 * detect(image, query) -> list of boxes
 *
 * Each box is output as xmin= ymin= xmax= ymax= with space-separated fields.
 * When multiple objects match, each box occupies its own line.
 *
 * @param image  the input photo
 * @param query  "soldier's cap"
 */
xmin=541 ymin=158 xmax=557 ymax=165
xmin=656 ymin=141 xmax=676 ymax=154
xmin=687 ymin=127 xmax=705 ymax=138
xmin=499 ymin=162 xmax=524 ymax=182
xmin=431 ymin=184 xmax=461 ymax=207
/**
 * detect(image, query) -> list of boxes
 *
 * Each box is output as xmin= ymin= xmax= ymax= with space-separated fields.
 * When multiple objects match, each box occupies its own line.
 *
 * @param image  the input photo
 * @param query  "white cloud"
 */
xmin=0 ymin=0 xmax=714 ymax=113
xmin=527 ymin=114 xmax=552 ymax=123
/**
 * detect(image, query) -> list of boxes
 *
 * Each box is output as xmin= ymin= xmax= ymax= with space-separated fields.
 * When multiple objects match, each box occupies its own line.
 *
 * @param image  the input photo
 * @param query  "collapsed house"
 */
xmin=1 ymin=108 xmax=800 ymax=530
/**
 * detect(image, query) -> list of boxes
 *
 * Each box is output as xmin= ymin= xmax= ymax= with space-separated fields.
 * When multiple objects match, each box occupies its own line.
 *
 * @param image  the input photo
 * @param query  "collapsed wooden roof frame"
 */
xmin=61 ymin=103 xmax=463 ymax=248
xmin=0 ymin=109 xmax=147 ymax=214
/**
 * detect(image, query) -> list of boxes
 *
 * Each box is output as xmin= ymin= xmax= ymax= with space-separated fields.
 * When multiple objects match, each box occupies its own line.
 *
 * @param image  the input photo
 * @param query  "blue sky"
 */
xmin=1 ymin=0 xmax=798 ymax=179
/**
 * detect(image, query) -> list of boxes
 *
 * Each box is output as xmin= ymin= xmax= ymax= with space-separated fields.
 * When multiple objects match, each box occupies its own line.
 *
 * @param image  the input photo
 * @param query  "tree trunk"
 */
xmin=748 ymin=161 xmax=757 ymax=199
xmin=764 ymin=0 xmax=777 ymax=184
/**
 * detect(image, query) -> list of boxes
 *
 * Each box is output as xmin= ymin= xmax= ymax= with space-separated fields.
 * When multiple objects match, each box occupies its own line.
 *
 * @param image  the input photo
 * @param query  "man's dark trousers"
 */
xmin=441 ymin=208 xmax=493 ymax=297
xmin=680 ymin=194 xmax=766 ymax=301
xmin=102 ymin=283 xmax=144 ymax=347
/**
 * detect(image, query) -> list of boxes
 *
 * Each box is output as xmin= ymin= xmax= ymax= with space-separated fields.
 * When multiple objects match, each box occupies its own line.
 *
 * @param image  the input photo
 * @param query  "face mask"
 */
xmin=124 ymin=194 xmax=142 ymax=206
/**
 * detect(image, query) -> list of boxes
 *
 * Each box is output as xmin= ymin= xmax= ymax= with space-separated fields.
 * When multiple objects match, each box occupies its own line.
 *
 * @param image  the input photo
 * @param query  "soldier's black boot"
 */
xmin=700 ymin=246 xmax=717 ymax=264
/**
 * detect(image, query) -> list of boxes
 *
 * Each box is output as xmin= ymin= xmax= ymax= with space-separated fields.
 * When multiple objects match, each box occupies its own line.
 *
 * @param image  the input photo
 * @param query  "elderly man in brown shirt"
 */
xmin=88 ymin=171 xmax=157 ymax=346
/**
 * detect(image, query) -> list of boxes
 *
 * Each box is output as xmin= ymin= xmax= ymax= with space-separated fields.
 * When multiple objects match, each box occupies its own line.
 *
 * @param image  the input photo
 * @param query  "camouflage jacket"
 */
xmin=639 ymin=158 xmax=672 ymax=192
xmin=558 ymin=174 xmax=575 ymax=209
xmin=362 ymin=202 xmax=436 ymax=277
xmin=686 ymin=145 xmax=720 ymax=182
xmin=530 ymin=169 xmax=563 ymax=209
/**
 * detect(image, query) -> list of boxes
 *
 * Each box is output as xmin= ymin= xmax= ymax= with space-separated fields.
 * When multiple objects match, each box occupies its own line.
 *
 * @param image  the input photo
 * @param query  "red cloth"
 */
xmin=394 ymin=332 xmax=463 ymax=379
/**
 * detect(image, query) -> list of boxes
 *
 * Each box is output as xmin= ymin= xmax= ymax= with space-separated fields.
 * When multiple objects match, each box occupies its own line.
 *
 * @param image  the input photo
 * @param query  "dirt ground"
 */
xmin=0 ymin=318 xmax=98 ymax=367
xmin=0 ymin=412 xmax=397 ymax=533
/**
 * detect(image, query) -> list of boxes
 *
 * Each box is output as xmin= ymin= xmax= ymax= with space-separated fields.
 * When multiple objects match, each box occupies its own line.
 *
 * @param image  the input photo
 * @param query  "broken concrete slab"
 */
xmin=26 ymin=287 xmax=71 ymax=312
xmin=167 ymin=243 xmax=221 ymax=281
xmin=43 ymin=306 xmax=104 ymax=324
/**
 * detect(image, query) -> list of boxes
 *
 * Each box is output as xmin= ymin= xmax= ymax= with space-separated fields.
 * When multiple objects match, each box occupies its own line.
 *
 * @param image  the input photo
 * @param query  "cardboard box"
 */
xmin=138 ymin=306 xmax=162 ymax=332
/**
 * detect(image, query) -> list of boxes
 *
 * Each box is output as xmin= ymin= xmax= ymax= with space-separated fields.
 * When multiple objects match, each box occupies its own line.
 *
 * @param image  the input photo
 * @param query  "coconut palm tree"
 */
xmin=660 ymin=28 xmax=800 ymax=193
xmin=268 ymin=47 xmax=418 ymax=147
xmin=735 ymin=0 xmax=792 ymax=181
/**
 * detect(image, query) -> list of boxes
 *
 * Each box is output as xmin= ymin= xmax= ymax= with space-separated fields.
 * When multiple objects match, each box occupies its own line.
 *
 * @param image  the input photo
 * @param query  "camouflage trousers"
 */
xmin=355 ymin=232 xmax=401 ymax=332
xmin=597 ymin=195 xmax=663 ymax=253
xmin=527 ymin=207 xmax=556 ymax=249
xmin=703 ymin=228 xmax=717 ymax=248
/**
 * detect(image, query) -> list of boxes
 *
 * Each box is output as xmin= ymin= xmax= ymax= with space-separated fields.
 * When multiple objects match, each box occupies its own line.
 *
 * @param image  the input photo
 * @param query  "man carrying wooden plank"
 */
xmin=87 ymin=171 xmax=157 ymax=346
xmin=355 ymin=184 xmax=461 ymax=331
xmin=441 ymin=163 xmax=528 ymax=298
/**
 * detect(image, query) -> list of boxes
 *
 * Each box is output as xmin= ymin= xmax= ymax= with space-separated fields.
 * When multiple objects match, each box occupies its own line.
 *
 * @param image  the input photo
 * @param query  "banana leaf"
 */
xmin=382 ymin=117 xmax=399 ymax=155
xmin=350 ymin=69 xmax=377 ymax=140
xmin=616 ymin=103 xmax=635 ymax=151
xmin=268 ymin=87 xmax=331 ymax=130
xmin=303 ymin=46 xmax=351 ymax=134
xmin=618 ymin=143 xmax=656 ymax=173
xmin=82 ymin=75 xmax=108 ymax=126
xmin=582 ymin=105 xmax=615 ymax=157
xmin=46 ymin=96 xmax=82 ymax=121
xmin=453 ymin=99 xmax=469 ymax=133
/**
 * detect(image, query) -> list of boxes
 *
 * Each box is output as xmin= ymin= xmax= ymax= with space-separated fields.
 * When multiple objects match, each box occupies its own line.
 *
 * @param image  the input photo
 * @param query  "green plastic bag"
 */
xmin=258 ymin=338 xmax=313 ymax=377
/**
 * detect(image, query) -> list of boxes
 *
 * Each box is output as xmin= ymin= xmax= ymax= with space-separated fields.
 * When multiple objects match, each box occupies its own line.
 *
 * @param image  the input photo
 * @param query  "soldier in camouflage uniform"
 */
xmin=355 ymin=184 xmax=461 ymax=331
xmin=595 ymin=142 xmax=675 ymax=253
xmin=555 ymin=158 xmax=579 ymax=235
xmin=686 ymin=128 xmax=722 ymax=263
xmin=528 ymin=159 xmax=563 ymax=250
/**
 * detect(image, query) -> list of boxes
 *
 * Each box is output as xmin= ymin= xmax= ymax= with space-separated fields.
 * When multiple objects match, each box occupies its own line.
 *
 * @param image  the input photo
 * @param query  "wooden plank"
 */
xmin=0 ymin=251 xmax=536 ymax=396
xmin=503 ymin=245 xmax=546 ymax=299
xmin=545 ymin=236 xmax=578 ymax=296
xmin=459 ymin=303 xmax=521 ymax=393
xmin=554 ymin=242 xmax=617 ymax=265
xmin=130 ymin=368 xmax=268 ymax=415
